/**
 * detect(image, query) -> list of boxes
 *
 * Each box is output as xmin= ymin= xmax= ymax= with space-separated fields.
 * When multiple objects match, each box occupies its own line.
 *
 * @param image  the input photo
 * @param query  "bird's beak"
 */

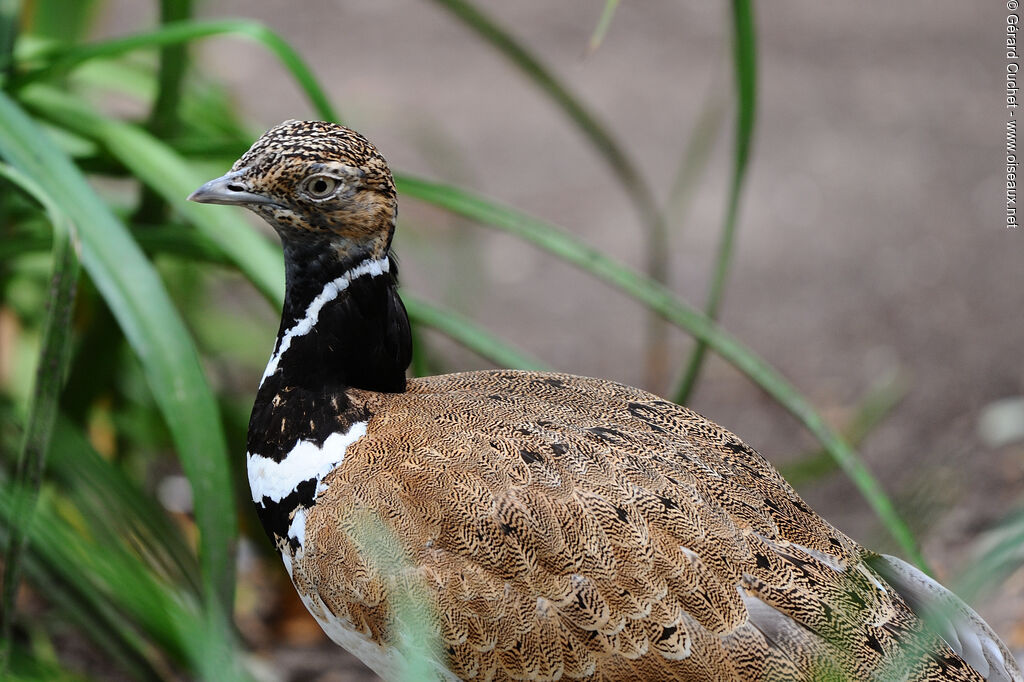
xmin=187 ymin=169 xmax=275 ymax=206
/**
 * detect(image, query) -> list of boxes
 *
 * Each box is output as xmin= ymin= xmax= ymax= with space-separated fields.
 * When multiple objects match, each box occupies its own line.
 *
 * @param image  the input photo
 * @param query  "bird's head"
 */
xmin=189 ymin=120 xmax=397 ymax=263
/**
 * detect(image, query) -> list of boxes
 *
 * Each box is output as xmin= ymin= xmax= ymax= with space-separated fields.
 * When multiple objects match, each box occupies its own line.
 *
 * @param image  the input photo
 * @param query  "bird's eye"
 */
xmin=302 ymin=175 xmax=340 ymax=199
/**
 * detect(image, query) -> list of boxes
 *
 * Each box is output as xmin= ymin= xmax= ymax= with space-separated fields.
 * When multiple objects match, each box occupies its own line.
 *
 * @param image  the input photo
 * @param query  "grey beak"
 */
xmin=187 ymin=169 xmax=275 ymax=206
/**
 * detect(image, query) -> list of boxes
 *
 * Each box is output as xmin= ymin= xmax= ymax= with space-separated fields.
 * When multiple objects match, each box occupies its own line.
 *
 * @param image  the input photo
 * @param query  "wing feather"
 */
xmin=288 ymin=371 xmax=1005 ymax=681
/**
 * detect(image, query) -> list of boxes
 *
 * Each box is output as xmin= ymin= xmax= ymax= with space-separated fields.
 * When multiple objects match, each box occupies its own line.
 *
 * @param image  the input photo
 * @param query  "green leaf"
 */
xmin=0 ymin=92 xmax=238 ymax=614
xmin=402 ymin=294 xmax=549 ymax=371
xmin=0 ymin=489 xmax=171 ymax=680
xmin=396 ymin=173 xmax=928 ymax=570
xmin=22 ymin=0 xmax=101 ymax=42
xmin=0 ymin=0 xmax=18 ymax=76
xmin=347 ymin=513 xmax=444 ymax=682
xmin=22 ymin=85 xmax=285 ymax=307
xmin=664 ymin=66 xmax=728 ymax=235
xmin=0 ymin=162 xmax=79 ymax=671
xmin=0 ymin=484 xmax=251 ymax=681
xmin=955 ymin=506 xmax=1024 ymax=605
xmin=47 ymin=416 xmax=201 ymax=595
xmin=14 ymin=18 xmax=339 ymax=122
xmin=427 ymin=0 xmax=672 ymax=382
xmin=781 ymin=371 xmax=907 ymax=487
xmin=4 ymin=547 xmax=163 ymax=681
xmin=133 ymin=0 xmax=195 ymax=224
xmin=7 ymin=640 xmax=99 ymax=682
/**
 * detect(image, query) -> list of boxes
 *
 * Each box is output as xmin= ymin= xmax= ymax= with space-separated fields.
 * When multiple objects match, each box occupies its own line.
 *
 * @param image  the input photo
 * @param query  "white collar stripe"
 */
xmin=261 ymin=256 xmax=389 ymax=386
xmin=247 ymin=420 xmax=368 ymax=504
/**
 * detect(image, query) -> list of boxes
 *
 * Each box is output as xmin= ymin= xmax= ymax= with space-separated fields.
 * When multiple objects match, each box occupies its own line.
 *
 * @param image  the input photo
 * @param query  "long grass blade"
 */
xmin=0 ymin=92 xmax=238 ymax=613
xmin=402 ymin=294 xmax=549 ymax=371
xmin=9 ymin=638 xmax=113 ymax=681
xmin=0 ymin=485 xmax=252 ymax=681
xmin=673 ymin=0 xmax=758 ymax=404
xmin=426 ymin=0 xmax=663 ymax=256
xmin=780 ymin=371 xmax=907 ymax=487
xmin=396 ymin=173 xmax=928 ymax=570
xmin=664 ymin=66 xmax=728 ymax=235
xmin=13 ymin=18 xmax=338 ymax=122
xmin=0 ymin=525 xmax=167 ymax=680
xmin=22 ymin=85 xmax=285 ymax=306
xmin=0 ymin=162 xmax=79 ymax=672
xmin=48 ymin=416 xmax=202 ymax=595
xmin=955 ymin=507 xmax=1024 ymax=605
xmin=645 ymin=57 xmax=728 ymax=391
xmin=64 ymin=43 xmax=251 ymax=147
xmin=0 ymin=0 xmax=18 ymax=77
xmin=147 ymin=0 xmax=193 ymax=137
xmin=587 ymin=0 xmax=620 ymax=54
xmin=348 ymin=513 xmax=444 ymax=682
xmin=0 ymin=83 xmax=926 ymax=568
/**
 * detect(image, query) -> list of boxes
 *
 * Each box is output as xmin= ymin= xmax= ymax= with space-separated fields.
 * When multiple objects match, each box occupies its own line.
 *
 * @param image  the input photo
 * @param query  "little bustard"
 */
xmin=190 ymin=120 xmax=1021 ymax=682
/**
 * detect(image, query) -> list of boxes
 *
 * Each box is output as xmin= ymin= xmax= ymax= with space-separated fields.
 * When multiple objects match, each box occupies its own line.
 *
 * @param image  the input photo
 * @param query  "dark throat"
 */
xmin=272 ymin=240 xmax=412 ymax=396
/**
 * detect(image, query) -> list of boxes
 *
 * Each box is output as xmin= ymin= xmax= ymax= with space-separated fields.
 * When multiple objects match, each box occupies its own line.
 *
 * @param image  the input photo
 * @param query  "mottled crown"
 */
xmin=233 ymin=120 xmax=396 ymax=198
xmin=197 ymin=120 xmax=401 ymax=261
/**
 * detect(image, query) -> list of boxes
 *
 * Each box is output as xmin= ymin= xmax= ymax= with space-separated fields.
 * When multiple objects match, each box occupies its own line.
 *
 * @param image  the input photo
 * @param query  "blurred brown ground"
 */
xmin=99 ymin=2 xmax=1024 ymax=679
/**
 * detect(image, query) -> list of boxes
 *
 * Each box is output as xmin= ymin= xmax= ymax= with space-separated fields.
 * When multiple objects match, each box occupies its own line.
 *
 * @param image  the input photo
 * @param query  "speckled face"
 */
xmin=192 ymin=120 xmax=397 ymax=258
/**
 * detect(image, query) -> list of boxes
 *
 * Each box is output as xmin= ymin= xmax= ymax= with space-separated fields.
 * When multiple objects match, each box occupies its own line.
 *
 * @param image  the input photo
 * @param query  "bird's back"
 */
xmin=286 ymin=369 xmax=990 ymax=681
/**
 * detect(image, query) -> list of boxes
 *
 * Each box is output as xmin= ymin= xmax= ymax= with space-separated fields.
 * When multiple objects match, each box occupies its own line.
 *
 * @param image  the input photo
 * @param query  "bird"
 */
xmin=189 ymin=120 xmax=1022 ymax=682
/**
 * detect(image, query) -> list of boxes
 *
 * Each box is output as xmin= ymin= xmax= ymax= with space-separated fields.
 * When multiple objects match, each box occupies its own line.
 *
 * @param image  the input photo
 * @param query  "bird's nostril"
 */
xmin=227 ymin=183 xmax=245 ymax=192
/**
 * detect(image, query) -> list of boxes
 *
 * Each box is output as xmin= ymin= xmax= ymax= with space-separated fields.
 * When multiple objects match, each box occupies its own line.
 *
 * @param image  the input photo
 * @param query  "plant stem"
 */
xmin=0 ymin=0 xmax=19 ymax=80
xmin=133 ymin=0 xmax=193 ymax=224
xmin=673 ymin=0 xmax=757 ymax=404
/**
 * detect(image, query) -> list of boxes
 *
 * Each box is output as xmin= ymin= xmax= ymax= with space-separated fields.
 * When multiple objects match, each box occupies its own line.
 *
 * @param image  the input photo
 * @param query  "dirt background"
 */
xmin=97 ymin=2 xmax=1024 ymax=679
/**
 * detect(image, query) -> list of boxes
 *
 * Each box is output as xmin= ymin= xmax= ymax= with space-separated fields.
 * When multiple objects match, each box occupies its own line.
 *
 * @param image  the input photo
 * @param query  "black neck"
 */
xmin=245 ymin=241 xmax=411 ymax=550
xmin=266 ymin=242 xmax=412 ymax=395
